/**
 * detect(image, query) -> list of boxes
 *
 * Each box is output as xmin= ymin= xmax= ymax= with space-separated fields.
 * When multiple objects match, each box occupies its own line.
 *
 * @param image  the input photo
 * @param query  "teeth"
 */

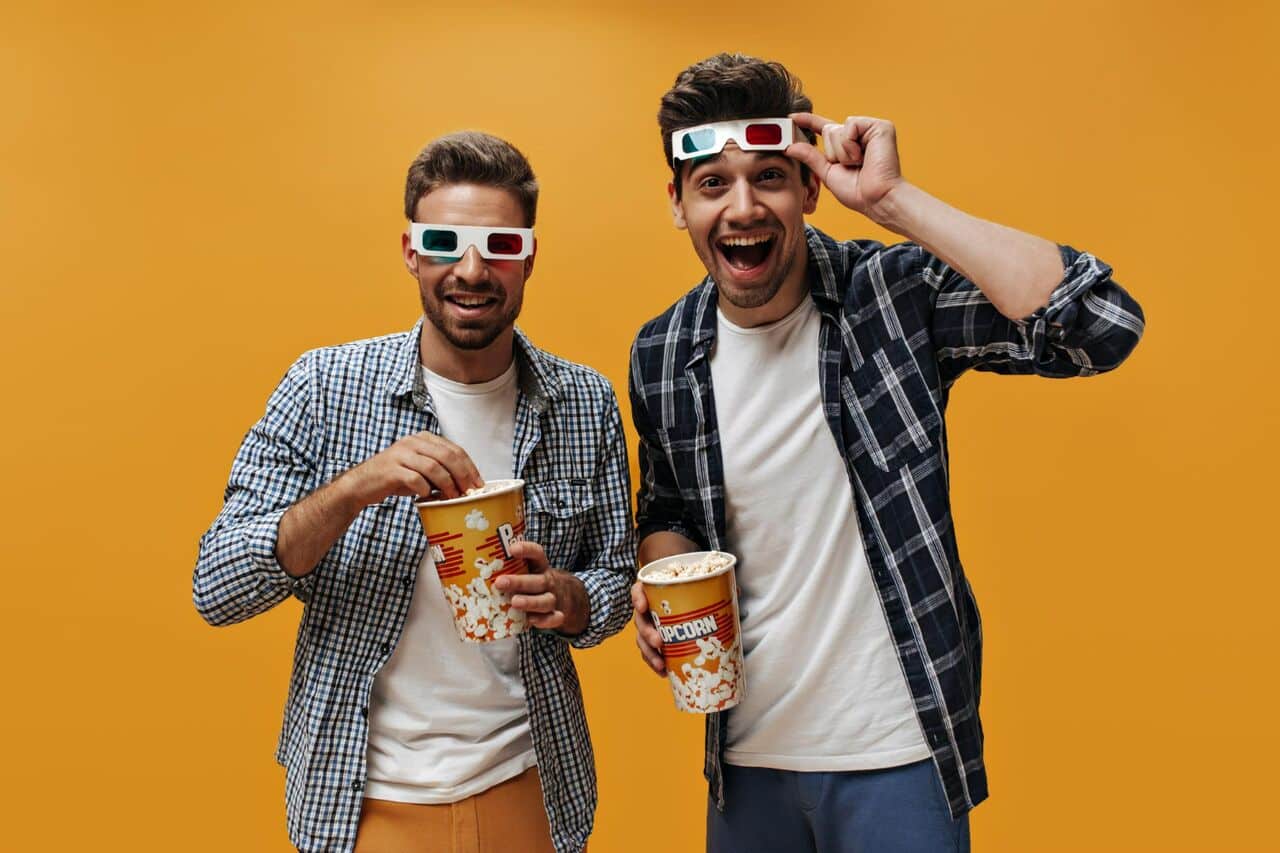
xmin=719 ymin=234 xmax=772 ymax=247
xmin=449 ymin=296 xmax=494 ymax=307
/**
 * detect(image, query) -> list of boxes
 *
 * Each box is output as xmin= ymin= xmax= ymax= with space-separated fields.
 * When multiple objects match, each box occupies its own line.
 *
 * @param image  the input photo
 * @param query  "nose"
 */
xmin=724 ymin=178 xmax=761 ymax=225
xmin=453 ymin=245 xmax=488 ymax=285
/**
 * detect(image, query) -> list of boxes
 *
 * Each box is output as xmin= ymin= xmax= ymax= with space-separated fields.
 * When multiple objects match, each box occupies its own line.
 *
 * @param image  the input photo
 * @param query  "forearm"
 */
xmin=276 ymin=472 xmax=366 ymax=578
xmin=638 ymin=530 xmax=701 ymax=567
xmin=872 ymin=181 xmax=1064 ymax=320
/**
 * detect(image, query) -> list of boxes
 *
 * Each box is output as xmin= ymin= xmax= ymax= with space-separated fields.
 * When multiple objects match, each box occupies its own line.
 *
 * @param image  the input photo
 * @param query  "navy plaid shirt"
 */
xmin=628 ymin=225 xmax=1143 ymax=818
xmin=194 ymin=319 xmax=636 ymax=852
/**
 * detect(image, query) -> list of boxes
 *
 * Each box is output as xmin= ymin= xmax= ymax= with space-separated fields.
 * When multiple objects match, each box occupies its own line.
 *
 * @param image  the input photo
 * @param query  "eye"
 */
xmin=758 ymin=167 xmax=786 ymax=183
xmin=698 ymin=175 xmax=726 ymax=190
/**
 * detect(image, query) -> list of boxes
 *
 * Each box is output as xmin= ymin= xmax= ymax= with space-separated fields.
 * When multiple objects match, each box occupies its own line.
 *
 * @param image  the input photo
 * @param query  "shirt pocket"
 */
xmin=523 ymin=478 xmax=596 ymax=570
xmin=843 ymin=338 xmax=942 ymax=472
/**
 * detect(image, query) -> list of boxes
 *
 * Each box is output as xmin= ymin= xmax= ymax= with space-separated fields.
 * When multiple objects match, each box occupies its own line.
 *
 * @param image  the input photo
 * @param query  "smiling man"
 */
xmin=194 ymin=131 xmax=634 ymax=852
xmin=628 ymin=55 xmax=1144 ymax=851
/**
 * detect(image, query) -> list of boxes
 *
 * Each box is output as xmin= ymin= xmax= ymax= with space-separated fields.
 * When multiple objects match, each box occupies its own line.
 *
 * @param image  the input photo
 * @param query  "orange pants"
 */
xmin=354 ymin=767 xmax=558 ymax=853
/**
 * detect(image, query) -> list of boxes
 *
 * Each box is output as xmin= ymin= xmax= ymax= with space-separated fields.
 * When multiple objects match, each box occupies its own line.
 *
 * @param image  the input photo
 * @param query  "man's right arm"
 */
xmin=194 ymin=353 xmax=482 ymax=626
xmin=628 ymin=340 xmax=703 ymax=675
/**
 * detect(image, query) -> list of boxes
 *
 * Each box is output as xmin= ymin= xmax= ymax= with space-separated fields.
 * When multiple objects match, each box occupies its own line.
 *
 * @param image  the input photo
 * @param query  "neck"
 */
xmin=418 ymin=322 xmax=516 ymax=384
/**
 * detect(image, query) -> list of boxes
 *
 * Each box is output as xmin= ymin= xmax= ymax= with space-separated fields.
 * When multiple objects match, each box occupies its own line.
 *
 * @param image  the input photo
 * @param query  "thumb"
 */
xmin=508 ymin=539 xmax=550 ymax=573
xmin=785 ymin=141 xmax=831 ymax=181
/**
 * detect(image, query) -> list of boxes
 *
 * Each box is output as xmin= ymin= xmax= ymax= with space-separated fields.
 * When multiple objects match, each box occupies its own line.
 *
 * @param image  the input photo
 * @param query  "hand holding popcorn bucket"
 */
xmin=415 ymin=479 xmax=529 ymax=643
xmin=638 ymin=551 xmax=745 ymax=713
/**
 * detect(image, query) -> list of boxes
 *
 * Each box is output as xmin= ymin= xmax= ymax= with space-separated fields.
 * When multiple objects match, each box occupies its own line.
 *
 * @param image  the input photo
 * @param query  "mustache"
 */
xmin=438 ymin=284 xmax=502 ymax=299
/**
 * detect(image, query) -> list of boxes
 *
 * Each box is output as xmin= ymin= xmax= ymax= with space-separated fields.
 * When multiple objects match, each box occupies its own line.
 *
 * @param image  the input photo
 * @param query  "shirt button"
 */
xmin=401 ymin=575 xmax=411 ymax=588
xmin=931 ymin=732 xmax=945 ymax=746
xmin=380 ymin=642 xmax=391 ymax=655
xmin=351 ymin=779 xmax=364 ymax=792
xmin=556 ymin=498 xmax=566 ymax=508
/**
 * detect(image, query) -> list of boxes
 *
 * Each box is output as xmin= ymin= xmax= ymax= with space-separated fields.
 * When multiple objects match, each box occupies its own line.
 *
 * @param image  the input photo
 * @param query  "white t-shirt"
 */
xmin=364 ymin=360 xmax=536 ymax=803
xmin=712 ymin=299 xmax=931 ymax=771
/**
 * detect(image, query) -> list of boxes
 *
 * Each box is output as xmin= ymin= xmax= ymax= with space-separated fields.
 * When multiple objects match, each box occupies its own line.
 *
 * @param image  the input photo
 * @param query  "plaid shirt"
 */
xmin=194 ymin=319 xmax=635 ymax=852
xmin=629 ymin=225 xmax=1143 ymax=819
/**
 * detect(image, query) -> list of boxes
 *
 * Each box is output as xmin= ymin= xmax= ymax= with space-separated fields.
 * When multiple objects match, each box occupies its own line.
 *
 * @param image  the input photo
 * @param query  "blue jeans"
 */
xmin=707 ymin=760 xmax=970 ymax=853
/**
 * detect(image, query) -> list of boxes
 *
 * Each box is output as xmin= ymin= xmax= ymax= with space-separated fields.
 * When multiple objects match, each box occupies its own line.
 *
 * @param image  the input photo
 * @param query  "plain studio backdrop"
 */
xmin=2 ymin=1 xmax=1276 ymax=850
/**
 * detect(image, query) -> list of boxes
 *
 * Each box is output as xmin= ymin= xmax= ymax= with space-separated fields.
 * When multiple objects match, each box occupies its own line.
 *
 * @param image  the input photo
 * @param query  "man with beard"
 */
xmin=195 ymin=131 xmax=634 ymax=853
xmin=628 ymin=54 xmax=1144 ymax=851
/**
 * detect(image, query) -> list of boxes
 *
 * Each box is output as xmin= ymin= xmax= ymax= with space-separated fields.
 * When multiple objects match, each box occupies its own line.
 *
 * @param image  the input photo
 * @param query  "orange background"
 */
xmin=2 ymin=1 xmax=1277 ymax=850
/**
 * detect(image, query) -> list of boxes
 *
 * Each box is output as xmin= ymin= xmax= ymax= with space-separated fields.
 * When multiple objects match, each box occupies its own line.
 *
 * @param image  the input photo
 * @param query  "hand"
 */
xmin=630 ymin=580 xmax=667 ymax=676
xmin=344 ymin=432 xmax=483 ymax=505
xmin=787 ymin=112 xmax=904 ymax=219
xmin=495 ymin=540 xmax=590 ymax=634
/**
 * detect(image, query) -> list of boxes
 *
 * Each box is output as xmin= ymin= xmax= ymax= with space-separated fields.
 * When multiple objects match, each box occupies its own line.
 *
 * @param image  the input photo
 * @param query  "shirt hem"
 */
xmin=363 ymin=749 xmax=537 ymax=805
xmin=723 ymin=741 xmax=932 ymax=772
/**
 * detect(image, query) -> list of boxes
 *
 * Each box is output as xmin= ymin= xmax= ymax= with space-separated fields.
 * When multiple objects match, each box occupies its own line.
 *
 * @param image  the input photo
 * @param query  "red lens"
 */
xmin=486 ymin=232 xmax=524 ymax=255
xmin=744 ymin=123 xmax=783 ymax=145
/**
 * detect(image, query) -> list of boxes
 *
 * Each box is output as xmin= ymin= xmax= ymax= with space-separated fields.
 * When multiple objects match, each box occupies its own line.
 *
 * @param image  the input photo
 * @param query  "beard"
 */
xmin=420 ymin=284 xmax=522 ymax=351
xmin=707 ymin=228 xmax=802 ymax=311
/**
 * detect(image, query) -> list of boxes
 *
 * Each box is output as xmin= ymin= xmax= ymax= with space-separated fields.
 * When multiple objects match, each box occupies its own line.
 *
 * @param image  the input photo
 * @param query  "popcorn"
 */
xmin=464 ymin=508 xmax=489 ymax=531
xmin=643 ymin=551 xmax=734 ymax=582
xmin=440 ymin=556 xmax=527 ymax=642
xmin=667 ymin=634 xmax=743 ymax=713
xmin=463 ymin=482 xmax=509 ymax=497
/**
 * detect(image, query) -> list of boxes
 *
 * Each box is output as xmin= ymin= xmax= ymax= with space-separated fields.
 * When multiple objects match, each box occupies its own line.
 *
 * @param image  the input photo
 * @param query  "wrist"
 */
xmin=866 ymin=179 xmax=923 ymax=238
xmin=329 ymin=466 xmax=374 ymax=514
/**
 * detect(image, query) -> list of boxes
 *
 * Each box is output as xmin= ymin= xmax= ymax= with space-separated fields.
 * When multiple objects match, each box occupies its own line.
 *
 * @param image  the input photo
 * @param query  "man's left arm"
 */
xmin=498 ymin=384 xmax=636 ymax=648
xmin=788 ymin=113 xmax=1144 ymax=383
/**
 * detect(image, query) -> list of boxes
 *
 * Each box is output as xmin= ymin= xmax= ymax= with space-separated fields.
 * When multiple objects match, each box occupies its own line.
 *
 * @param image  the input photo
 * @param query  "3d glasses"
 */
xmin=671 ymin=117 xmax=795 ymax=163
xmin=409 ymin=223 xmax=535 ymax=261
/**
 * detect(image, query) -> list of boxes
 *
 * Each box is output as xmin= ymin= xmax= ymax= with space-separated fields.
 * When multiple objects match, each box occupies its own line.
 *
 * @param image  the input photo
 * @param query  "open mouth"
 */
xmin=716 ymin=233 xmax=776 ymax=274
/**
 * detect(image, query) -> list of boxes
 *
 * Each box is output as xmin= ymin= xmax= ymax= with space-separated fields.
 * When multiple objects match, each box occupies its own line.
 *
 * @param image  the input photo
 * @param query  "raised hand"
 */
xmin=787 ymin=112 xmax=904 ymax=218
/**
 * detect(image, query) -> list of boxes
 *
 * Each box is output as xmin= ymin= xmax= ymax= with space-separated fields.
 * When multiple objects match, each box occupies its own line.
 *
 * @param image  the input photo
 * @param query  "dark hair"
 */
xmin=658 ymin=53 xmax=816 ymax=190
xmin=403 ymin=131 xmax=539 ymax=226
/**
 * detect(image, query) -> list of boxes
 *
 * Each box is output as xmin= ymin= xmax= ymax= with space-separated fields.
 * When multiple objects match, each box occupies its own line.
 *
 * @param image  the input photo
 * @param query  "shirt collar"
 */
xmin=387 ymin=317 xmax=561 ymax=410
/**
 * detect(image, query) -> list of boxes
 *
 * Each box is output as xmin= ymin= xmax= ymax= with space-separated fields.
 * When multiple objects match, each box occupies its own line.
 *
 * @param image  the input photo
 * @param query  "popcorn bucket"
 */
xmin=638 ymin=551 xmax=745 ymax=713
xmin=415 ymin=479 xmax=528 ymax=643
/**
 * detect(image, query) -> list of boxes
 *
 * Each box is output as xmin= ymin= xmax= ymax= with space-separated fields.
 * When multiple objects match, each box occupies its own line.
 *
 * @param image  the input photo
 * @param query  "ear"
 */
xmin=523 ymin=237 xmax=537 ymax=281
xmin=802 ymin=168 xmax=820 ymax=215
xmin=668 ymin=181 xmax=687 ymax=230
xmin=402 ymin=230 xmax=420 ymax=278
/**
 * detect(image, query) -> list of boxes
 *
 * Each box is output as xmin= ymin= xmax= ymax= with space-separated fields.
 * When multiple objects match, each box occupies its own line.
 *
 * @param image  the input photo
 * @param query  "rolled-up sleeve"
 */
xmin=926 ymin=244 xmax=1144 ymax=386
xmin=629 ymin=340 xmax=707 ymax=549
xmin=193 ymin=353 xmax=322 ymax=626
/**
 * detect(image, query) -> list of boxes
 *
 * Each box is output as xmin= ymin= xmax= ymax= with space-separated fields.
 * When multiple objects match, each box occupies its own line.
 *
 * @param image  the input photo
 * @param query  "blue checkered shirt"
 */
xmin=628 ymin=225 xmax=1144 ymax=819
xmin=194 ymin=319 xmax=636 ymax=852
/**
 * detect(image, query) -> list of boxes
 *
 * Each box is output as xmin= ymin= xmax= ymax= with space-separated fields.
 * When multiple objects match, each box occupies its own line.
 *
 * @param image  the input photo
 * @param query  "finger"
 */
xmin=494 ymin=572 xmax=549 ymax=595
xmin=637 ymin=618 xmax=663 ymax=650
xmin=630 ymin=581 xmax=649 ymax=613
xmin=635 ymin=631 xmax=667 ymax=675
xmin=789 ymin=111 xmax=838 ymax=134
xmin=510 ymin=591 xmax=557 ymax=613
xmin=839 ymin=135 xmax=864 ymax=167
xmin=409 ymin=434 xmax=484 ymax=491
xmin=507 ymin=540 xmax=550 ymax=573
xmin=784 ymin=141 xmax=832 ymax=180
xmin=405 ymin=456 xmax=462 ymax=499
xmin=821 ymin=122 xmax=839 ymax=160
xmin=529 ymin=610 xmax=566 ymax=630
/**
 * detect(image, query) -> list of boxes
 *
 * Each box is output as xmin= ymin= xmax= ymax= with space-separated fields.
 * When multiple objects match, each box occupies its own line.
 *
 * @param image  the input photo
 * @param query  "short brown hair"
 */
xmin=658 ymin=53 xmax=816 ymax=188
xmin=403 ymin=131 xmax=539 ymax=226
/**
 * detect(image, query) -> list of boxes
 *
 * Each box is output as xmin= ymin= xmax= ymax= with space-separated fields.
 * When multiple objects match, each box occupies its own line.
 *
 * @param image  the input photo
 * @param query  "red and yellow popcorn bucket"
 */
xmin=415 ymin=479 xmax=528 ymax=643
xmin=638 ymin=551 xmax=745 ymax=713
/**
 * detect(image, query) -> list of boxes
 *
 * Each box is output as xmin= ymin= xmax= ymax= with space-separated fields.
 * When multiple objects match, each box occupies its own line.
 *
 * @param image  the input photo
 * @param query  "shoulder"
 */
xmin=630 ymin=281 xmax=714 ymax=376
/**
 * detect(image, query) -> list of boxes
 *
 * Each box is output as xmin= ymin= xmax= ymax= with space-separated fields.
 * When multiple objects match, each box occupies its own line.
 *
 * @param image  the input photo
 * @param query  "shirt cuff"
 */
xmin=244 ymin=507 xmax=317 ymax=599
xmin=1016 ymin=246 xmax=1112 ymax=359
